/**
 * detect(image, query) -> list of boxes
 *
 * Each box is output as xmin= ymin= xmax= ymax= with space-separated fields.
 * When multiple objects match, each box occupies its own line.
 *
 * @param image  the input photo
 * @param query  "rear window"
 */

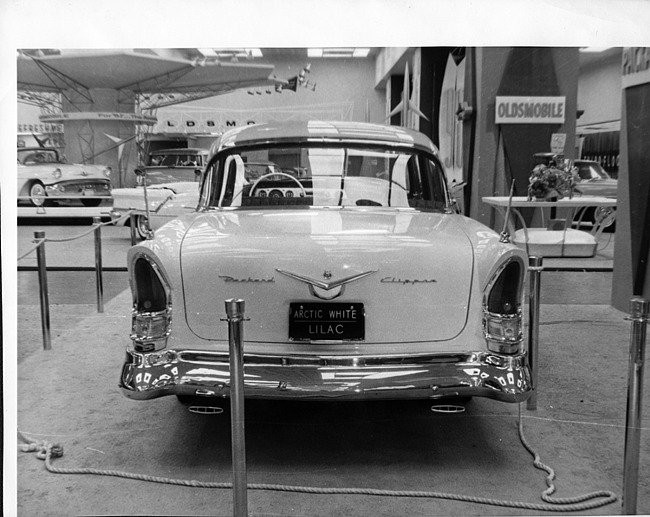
xmin=204 ymin=144 xmax=449 ymax=210
xmin=147 ymin=153 xmax=205 ymax=167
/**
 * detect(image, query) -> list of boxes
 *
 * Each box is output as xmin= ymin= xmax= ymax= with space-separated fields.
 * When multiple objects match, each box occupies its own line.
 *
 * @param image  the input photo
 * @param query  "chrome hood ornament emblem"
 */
xmin=276 ymin=269 xmax=377 ymax=300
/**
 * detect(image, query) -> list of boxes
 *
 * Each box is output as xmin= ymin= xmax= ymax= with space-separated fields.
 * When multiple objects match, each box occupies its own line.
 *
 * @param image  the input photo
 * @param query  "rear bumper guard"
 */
xmin=119 ymin=348 xmax=532 ymax=402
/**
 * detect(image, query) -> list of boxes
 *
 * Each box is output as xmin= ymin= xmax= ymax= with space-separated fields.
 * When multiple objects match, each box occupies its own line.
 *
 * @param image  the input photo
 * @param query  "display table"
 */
xmin=482 ymin=195 xmax=617 ymax=257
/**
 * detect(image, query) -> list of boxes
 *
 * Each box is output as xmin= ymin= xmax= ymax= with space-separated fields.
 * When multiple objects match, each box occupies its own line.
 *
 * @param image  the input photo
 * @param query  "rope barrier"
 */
xmin=18 ymin=405 xmax=618 ymax=513
xmin=41 ymin=225 xmax=99 ymax=243
xmin=16 ymin=212 xmax=134 ymax=260
xmin=17 ymin=238 xmax=46 ymax=262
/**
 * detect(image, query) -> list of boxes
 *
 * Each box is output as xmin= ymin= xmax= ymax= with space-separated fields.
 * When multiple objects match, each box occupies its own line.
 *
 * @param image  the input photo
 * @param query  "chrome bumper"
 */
xmin=46 ymin=180 xmax=111 ymax=197
xmin=110 ymin=209 xmax=127 ymax=224
xmin=119 ymin=348 xmax=533 ymax=402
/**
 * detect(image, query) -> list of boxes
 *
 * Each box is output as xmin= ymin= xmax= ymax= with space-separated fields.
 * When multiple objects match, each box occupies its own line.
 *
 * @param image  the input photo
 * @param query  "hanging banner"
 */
xmin=156 ymin=114 xmax=256 ymax=134
xmin=495 ymin=96 xmax=566 ymax=124
xmin=40 ymin=112 xmax=157 ymax=124
xmin=152 ymin=104 xmax=355 ymax=134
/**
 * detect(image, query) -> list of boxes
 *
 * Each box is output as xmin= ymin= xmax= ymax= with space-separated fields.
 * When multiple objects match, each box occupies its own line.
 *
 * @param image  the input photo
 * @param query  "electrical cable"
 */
xmin=17 ymin=404 xmax=618 ymax=513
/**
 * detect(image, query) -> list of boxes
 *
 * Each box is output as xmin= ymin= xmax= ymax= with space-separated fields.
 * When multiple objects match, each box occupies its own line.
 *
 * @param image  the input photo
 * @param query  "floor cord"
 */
xmin=18 ymin=403 xmax=618 ymax=512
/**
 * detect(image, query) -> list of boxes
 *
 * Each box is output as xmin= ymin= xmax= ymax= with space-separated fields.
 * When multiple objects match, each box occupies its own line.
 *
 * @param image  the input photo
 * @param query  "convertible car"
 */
xmin=111 ymin=181 xmax=202 ymax=239
xmin=119 ymin=121 xmax=532 ymax=405
xmin=111 ymin=148 xmax=208 ymax=238
xmin=17 ymin=147 xmax=112 ymax=206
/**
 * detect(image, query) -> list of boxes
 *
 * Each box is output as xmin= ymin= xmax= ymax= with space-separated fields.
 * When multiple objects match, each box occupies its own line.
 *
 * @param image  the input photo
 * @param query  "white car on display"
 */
xmin=17 ymin=147 xmax=112 ymax=207
xmin=111 ymin=180 xmax=202 ymax=239
xmin=111 ymin=148 xmax=208 ymax=238
xmin=119 ymin=121 xmax=532 ymax=406
xmin=573 ymin=159 xmax=618 ymax=198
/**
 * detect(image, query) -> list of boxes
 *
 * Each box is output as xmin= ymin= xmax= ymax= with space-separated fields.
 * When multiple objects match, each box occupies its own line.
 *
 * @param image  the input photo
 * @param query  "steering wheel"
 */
xmin=249 ymin=172 xmax=307 ymax=198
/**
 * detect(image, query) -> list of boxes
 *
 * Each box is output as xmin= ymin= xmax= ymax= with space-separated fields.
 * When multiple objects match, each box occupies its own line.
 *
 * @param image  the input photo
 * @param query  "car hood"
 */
xmin=180 ymin=209 xmax=474 ymax=344
xmin=143 ymin=168 xmax=201 ymax=184
xmin=112 ymin=182 xmax=198 ymax=211
xmin=575 ymin=179 xmax=618 ymax=198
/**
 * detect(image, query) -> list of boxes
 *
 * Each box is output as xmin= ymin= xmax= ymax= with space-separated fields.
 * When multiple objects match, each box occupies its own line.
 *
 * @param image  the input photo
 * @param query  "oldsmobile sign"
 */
xmin=495 ymin=96 xmax=566 ymax=124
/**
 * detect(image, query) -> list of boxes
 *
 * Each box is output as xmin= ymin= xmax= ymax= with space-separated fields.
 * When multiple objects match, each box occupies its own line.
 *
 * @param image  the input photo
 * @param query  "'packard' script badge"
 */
xmin=219 ymin=275 xmax=275 ymax=283
xmin=380 ymin=277 xmax=437 ymax=285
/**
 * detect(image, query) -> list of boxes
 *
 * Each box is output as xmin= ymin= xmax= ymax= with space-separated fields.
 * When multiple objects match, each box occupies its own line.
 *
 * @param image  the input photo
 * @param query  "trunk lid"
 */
xmin=181 ymin=209 xmax=474 ymax=344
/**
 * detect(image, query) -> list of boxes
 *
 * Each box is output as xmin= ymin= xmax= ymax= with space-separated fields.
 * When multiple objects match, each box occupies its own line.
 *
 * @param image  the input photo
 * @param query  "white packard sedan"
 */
xmin=119 ymin=121 xmax=532 ymax=405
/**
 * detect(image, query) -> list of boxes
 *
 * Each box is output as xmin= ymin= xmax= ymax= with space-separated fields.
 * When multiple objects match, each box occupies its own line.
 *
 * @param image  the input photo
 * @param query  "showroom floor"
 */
xmin=11 ymin=222 xmax=649 ymax=516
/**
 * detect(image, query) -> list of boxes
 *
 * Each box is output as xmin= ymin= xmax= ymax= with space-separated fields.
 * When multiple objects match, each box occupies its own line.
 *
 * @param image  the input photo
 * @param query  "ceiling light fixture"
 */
xmin=245 ymin=48 xmax=263 ymax=58
xmin=579 ymin=47 xmax=613 ymax=53
xmin=308 ymin=48 xmax=370 ymax=58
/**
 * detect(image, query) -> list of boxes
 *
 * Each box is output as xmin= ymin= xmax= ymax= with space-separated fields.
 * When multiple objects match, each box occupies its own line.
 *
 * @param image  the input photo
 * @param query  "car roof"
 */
xmin=209 ymin=121 xmax=438 ymax=157
xmin=150 ymin=148 xmax=208 ymax=154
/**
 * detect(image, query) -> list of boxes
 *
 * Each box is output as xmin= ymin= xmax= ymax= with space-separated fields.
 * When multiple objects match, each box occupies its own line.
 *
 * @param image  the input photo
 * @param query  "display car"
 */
xmin=111 ymin=148 xmax=209 ymax=238
xmin=119 ymin=121 xmax=532 ymax=405
xmin=573 ymin=159 xmax=618 ymax=230
xmin=17 ymin=147 xmax=112 ymax=207
xmin=532 ymin=153 xmax=618 ymax=229
xmin=573 ymin=159 xmax=618 ymax=198
xmin=132 ymin=148 xmax=209 ymax=186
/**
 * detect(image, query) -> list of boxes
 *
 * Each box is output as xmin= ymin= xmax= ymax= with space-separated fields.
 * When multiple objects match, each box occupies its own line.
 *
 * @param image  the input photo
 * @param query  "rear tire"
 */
xmin=135 ymin=214 xmax=150 ymax=240
xmin=81 ymin=198 xmax=102 ymax=207
xmin=594 ymin=206 xmax=616 ymax=233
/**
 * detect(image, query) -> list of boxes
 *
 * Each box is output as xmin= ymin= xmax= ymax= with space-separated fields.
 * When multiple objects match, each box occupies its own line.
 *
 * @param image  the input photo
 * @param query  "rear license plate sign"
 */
xmin=289 ymin=302 xmax=365 ymax=341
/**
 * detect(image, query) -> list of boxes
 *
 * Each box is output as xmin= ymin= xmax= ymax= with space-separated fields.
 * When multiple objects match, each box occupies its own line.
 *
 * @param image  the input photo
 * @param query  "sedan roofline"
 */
xmin=209 ymin=121 xmax=439 ymax=158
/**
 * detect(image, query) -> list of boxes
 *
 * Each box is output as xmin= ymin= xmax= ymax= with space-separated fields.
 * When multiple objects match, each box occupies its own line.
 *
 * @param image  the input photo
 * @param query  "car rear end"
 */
xmin=119 ymin=122 xmax=532 ymax=404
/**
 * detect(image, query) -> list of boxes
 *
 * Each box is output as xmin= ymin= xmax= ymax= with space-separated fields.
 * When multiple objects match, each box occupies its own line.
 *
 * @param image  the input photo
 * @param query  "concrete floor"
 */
xmin=8 ymin=221 xmax=650 ymax=516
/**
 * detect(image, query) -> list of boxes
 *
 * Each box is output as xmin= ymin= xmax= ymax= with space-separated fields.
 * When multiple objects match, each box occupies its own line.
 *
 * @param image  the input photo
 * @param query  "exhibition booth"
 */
xmin=12 ymin=46 xmax=650 ymax=516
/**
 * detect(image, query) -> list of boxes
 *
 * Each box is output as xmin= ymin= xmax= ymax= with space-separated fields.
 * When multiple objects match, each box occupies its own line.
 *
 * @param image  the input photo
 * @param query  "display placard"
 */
xmin=495 ymin=96 xmax=566 ymax=124
xmin=550 ymin=133 xmax=566 ymax=154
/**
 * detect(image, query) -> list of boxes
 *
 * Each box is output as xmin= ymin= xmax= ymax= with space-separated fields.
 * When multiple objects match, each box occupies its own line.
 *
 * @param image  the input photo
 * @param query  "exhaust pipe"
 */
xmin=431 ymin=404 xmax=466 ymax=414
xmin=188 ymin=406 xmax=225 ymax=415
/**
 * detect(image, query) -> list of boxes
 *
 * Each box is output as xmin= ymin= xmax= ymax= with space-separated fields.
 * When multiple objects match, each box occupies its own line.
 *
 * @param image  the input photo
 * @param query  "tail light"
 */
xmin=483 ymin=259 xmax=524 ymax=354
xmin=130 ymin=254 xmax=171 ymax=352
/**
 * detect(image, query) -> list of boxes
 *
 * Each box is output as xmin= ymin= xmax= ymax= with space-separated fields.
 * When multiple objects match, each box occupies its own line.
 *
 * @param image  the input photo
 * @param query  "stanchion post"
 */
xmin=34 ymin=231 xmax=51 ymax=350
xmin=129 ymin=212 xmax=137 ymax=246
xmin=225 ymin=299 xmax=248 ymax=517
xmin=527 ymin=256 xmax=543 ymax=411
xmin=622 ymin=297 xmax=648 ymax=515
xmin=93 ymin=217 xmax=104 ymax=313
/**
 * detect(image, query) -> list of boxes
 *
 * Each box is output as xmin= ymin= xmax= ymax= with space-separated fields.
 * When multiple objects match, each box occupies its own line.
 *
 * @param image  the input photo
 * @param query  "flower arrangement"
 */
xmin=527 ymin=156 xmax=578 ymax=200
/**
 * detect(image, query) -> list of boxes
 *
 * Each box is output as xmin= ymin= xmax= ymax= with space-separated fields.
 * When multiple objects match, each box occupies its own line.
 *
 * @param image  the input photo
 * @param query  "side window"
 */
xmin=408 ymin=155 xmax=448 ymax=210
xmin=577 ymin=165 xmax=591 ymax=180
xmin=202 ymin=158 xmax=220 ymax=207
